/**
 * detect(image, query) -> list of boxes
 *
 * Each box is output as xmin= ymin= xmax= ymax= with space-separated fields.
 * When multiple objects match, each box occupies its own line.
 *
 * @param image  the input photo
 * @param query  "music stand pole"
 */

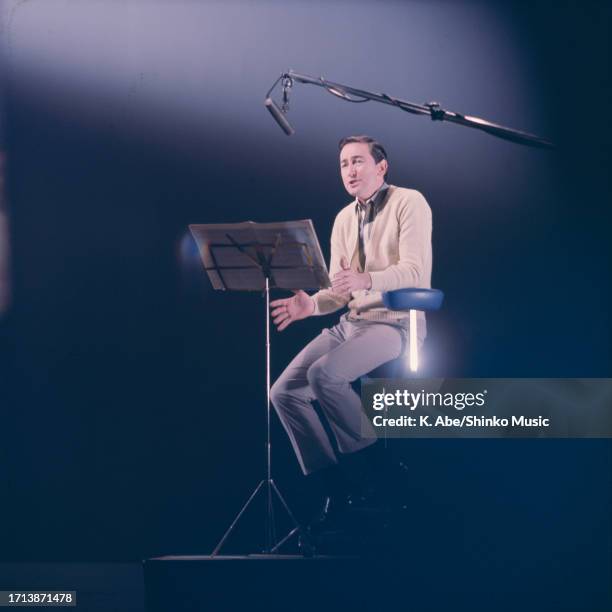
xmin=210 ymin=258 xmax=308 ymax=556
xmin=265 ymin=275 xmax=274 ymax=551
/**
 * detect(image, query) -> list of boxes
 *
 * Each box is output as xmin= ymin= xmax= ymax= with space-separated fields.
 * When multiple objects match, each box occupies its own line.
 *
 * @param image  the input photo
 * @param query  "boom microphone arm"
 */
xmin=265 ymin=70 xmax=554 ymax=149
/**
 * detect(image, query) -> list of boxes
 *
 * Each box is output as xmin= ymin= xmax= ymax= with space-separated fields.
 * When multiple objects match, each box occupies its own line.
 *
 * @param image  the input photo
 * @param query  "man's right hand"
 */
xmin=270 ymin=290 xmax=315 ymax=331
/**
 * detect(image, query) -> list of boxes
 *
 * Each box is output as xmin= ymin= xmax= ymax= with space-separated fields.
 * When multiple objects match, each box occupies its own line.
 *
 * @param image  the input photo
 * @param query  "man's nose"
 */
xmin=348 ymin=165 xmax=357 ymax=177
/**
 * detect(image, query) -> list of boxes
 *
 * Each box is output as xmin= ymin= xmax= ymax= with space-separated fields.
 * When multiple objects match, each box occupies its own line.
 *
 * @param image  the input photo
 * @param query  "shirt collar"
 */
xmin=356 ymin=182 xmax=389 ymax=212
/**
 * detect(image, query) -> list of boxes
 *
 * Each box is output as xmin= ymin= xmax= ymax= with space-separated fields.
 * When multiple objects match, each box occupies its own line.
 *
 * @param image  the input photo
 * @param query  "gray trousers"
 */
xmin=270 ymin=315 xmax=407 ymax=475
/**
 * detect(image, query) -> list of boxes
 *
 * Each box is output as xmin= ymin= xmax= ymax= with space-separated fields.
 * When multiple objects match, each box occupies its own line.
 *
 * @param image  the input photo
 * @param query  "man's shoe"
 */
xmin=297 ymin=528 xmax=316 ymax=557
xmin=344 ymin=480 xmax=393 ymax=516
xmin=309 ymin=494 xmax=349 ymax=534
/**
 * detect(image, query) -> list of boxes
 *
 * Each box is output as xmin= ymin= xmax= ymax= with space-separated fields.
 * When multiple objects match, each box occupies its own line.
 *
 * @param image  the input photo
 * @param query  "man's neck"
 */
xmin=357 ymin=181 xmax=386 ymax=205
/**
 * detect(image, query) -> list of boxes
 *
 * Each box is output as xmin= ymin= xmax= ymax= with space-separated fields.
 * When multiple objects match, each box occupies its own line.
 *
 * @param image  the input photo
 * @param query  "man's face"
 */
xmin=339 ymin=142 xmax=388 ymax=201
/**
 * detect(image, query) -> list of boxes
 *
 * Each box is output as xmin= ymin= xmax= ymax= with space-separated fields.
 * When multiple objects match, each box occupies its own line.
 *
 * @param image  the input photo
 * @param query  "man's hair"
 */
xmin=338 ymin=135 xmax=389 ymax=181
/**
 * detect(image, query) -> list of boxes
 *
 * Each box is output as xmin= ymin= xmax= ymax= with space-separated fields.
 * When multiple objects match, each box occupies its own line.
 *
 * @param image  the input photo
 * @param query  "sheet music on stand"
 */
xmin=189 ymin=219 xmax=330 ymax=291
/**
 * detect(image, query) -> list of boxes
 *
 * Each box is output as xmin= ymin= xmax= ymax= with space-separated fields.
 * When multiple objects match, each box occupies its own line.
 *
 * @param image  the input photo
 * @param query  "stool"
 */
xmin=382 ymin=288 xmax=444 ymax=373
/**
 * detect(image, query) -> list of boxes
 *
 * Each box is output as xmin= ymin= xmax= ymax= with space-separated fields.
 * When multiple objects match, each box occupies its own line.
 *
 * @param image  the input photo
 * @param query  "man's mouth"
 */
xmin=349 ymin=180 xmax=360 ymax=187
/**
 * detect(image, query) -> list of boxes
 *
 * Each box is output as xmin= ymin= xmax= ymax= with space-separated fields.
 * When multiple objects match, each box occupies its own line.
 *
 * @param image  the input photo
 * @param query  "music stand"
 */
xmin=189 ymin=219 xmax=330 ymax=555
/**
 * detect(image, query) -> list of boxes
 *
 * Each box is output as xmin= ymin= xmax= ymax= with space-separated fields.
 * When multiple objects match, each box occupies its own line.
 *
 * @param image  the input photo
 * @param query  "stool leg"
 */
xmin=409 ymin=308 xmax=418 ymax=372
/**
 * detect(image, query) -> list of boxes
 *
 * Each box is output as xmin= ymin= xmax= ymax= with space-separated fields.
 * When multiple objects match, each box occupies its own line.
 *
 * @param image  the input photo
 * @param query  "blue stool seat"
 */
xmin=382 ymin=288 xmax=444 ymax=312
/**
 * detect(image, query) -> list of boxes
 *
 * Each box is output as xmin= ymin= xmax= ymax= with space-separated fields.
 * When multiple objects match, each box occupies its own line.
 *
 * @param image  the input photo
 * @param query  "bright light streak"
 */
xmin=409 ymin=308 xmax=418 ymax=372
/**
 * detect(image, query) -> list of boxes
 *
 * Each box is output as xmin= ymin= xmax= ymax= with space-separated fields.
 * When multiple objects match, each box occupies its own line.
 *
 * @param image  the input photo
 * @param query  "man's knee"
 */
xmin=270 ymin=376 xmax=305 ymax=413
xmin=270 ymin=378 xmax=288 ymax=409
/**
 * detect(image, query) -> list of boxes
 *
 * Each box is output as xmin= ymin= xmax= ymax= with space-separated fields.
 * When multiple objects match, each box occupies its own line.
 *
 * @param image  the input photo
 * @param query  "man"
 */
xmin=270 ymin=135 xmax=432 ymax=522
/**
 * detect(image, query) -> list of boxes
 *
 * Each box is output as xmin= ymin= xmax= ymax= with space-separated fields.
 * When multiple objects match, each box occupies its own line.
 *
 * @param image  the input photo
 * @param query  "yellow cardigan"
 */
xmin=311 ymin=185 xmax=433 ymax=341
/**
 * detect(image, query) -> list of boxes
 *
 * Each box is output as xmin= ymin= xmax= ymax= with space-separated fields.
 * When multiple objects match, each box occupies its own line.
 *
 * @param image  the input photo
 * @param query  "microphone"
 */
xmin=265 ymin=98 xmax=295 ymax=135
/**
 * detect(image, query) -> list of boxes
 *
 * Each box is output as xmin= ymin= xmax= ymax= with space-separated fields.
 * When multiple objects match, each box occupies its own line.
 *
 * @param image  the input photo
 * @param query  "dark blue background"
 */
xmin=0 ymin=1 xmax=610 ymax=608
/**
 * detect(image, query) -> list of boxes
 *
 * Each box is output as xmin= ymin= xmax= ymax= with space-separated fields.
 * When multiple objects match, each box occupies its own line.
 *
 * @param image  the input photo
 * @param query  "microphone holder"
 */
xmin=265 ymin=70 xmax=554 ymax=149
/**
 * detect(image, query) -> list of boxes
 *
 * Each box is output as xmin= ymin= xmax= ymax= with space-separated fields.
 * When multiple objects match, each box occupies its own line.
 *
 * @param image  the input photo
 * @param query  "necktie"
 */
xmin=357 ymin=202 xmax=370 ymax=271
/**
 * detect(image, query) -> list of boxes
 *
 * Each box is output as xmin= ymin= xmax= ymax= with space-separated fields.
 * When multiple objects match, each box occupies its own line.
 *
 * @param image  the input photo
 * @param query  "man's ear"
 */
xmin=378 ymin=159 xmax=388 ymax=177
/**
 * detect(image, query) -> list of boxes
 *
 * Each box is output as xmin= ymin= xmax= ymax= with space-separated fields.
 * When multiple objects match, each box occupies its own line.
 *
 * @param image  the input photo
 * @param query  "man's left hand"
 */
xmin=332 ymin=268 xmax=372 ymax=295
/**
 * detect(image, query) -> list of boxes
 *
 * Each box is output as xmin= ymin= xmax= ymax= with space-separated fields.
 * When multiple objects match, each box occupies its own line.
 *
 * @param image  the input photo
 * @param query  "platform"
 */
xmin=143 ymin=554 xmax=381 ymax=612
